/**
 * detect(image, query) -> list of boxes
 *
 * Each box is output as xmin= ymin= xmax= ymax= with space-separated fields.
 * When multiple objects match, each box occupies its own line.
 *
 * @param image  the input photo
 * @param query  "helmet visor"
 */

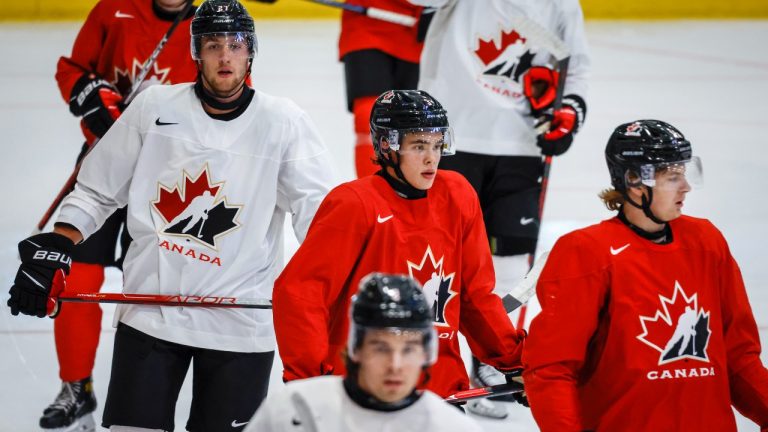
xmin=191 ymin=32 xmax=257 ymax=60
xmin=631 ymin=156 xmax=703 ymax=191
xmin=347 ymin=326 xmax=438 ymax=366
xmin=386 ymin=127 xmax=455 ymax=157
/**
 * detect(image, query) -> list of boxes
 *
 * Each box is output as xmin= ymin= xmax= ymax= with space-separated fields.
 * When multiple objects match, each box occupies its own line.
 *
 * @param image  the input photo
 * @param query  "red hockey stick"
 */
xmin=54 ymin=292 xmax=272 ymax=309
xmin=445 ymin=381 xmax=524 ymax=405
xmin=34 ymin=1 xmax=195 ymax=233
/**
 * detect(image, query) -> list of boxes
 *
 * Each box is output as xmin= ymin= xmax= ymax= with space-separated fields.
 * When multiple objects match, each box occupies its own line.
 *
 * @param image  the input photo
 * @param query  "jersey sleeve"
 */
xmin=714 ymin=230 xmax=768 ymax=427
xmin=277 ymin=109 xmax=336 ymax=243
xmin=456 ymin=187 xmax=525 ymax=369
xmin=56 ymin=87 xmax=147 ymax=240
xmin=557 ymin=0 xmax=590 ymax=104
xmin=522 ymin=231 xmax=610 ymax=431
xmin=55 ymin=1 xmax=109 ymax=102
xmin=273 ymin=186 xmax=371 ymax=381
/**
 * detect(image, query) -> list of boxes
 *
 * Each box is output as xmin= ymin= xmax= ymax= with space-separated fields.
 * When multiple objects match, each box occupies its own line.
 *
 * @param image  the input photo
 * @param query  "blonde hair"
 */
xmin=599 ymin=188 xmax=625 ymax=211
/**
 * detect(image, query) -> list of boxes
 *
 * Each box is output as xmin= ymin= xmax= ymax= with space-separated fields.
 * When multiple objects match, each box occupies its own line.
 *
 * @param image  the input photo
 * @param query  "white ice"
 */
xmin=0 ymin=19 xmax=766 ymax=431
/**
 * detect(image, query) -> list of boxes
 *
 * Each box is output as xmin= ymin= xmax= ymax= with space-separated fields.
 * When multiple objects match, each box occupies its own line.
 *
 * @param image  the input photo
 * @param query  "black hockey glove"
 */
xmin=69 ymin=73 xmax=123 ymax=139
xmin=536 ymin=95 xmax=587 ymax=157
xmin=499 ymin=368 xmax=529 ymax=408
xmin=8 ymin=233 xmax=73 ymax=318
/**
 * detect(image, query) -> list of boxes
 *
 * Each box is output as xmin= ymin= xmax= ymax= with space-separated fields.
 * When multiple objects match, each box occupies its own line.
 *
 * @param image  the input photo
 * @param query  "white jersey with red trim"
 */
xmin=57 ymin=83 xmax=335 ymax=353
xmin=411 ymin=0 xmax=590 ymax=156
xmin=245 ymin=376 xmax=483 ymax=432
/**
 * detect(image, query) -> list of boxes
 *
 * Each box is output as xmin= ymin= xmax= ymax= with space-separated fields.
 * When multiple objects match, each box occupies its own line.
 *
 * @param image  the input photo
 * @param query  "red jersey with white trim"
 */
xmin=273 ymin=171 xmax=524 ymax=397
xmin=523 ymin=216 xmax=768 ymax=432
xmin=338 ymin=0 xmax=423 ymax=63
xmin=55 ymin=0 xmax=197 ymax=143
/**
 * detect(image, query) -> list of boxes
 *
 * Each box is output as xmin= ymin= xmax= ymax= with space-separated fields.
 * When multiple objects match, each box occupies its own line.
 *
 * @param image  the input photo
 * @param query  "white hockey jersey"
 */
xmin=245 ymin=376 xmax=483 ymax=432
xmin=57 ymin=84 xmax=336 ymax=353
xmin=411 ymin=0 xmax=590 ymax=156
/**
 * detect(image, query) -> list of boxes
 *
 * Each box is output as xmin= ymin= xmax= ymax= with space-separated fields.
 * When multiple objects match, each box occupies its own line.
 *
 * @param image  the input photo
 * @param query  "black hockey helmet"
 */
xmin=348 ymin=273 xmax=437 ymax=365
xmin=370 ymin=90 xmax=455 ymax=163
xmin=605 ymin=119 xmax=699 ymax=192
xmin=191 ymin=0 xmax=256 ymax=60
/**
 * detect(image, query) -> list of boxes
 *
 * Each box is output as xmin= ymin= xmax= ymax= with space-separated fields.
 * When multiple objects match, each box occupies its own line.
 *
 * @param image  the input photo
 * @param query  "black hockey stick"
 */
xmin=50 ymin=292 xmax=272 ymax=316
xmin=302 ymin=0 xmax=417 ymax=27
xmin=34 ymin=1 xmax=194 ymax=233
xmin=445 ymin=381 xmax=524 ymax=405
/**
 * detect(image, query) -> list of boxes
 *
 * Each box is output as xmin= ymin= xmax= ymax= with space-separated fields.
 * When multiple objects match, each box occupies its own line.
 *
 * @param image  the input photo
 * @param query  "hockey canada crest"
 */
xmin=407 ymin=246 xmax=457 ymax=328
xmin=637 ymin=281 xmax=712 ymax=366
xmin=114 ymin=58 xmax=171 ymax=95
xmin=473 ymin=26 xmax=534 ymax=98
xmin=151 ymin=165 xmax=242 ymax=250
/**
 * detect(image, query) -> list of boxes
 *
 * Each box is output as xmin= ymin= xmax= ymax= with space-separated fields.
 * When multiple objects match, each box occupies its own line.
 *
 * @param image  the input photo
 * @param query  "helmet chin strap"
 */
xmin=378 ymin=152 xmax=426 ymax=199
xmin=622 ymin=187 xmax=668 ymax=226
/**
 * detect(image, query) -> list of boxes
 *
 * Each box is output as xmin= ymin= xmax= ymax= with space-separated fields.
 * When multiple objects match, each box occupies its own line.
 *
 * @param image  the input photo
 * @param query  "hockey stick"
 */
xmin=34 ymin=1 xmax=194 ymax=233
xmin=54 ymin=292 xmax=272 ymax=309
xmin=302 ymin=0 xmax=417 ymax=27
xmin=500 ymin=250 xmax=548 ymax=313
xmin=445 ymin=381 xmax=524 ymax=405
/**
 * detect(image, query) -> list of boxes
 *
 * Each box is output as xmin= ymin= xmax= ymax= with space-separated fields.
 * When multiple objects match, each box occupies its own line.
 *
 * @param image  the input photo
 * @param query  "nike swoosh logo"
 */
xmin=520 ymin=217 xmax=535 ymax=226
xmin=231 ymin=420 xmax=248 ymax=428
xmin=610 ymin=243 xmax=630 ymax=255
xmin=115 ymin=10 xmax=134 ymax=18
xmin=155 ymin=118 xmax=178 ymax=126
xmin=377 ymin=214 xmax=393 ymax=223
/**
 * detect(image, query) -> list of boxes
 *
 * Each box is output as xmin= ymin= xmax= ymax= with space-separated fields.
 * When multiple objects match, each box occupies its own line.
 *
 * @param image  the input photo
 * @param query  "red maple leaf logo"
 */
xmin=474 ymin=29 xmax=527 ymax=66
xmin=637 ymin=281 xmax=711 ymax=365
xmin=407 ymin=246 xmax=457 ymax=328
xmin=152 ymin=166 xmax=222 ymax=224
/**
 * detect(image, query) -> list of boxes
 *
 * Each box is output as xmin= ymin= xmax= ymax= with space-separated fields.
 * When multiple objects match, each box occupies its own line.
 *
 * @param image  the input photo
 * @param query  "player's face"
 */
xmin=649 ymin=165 xmax=691 ymax=221
xmin=198 ymin=34 xmax=250 ymax=100
xmin=392 ymin=132 xmax=443 ymax=190
xmin=354 ymin=329 xmax=427 ymax=403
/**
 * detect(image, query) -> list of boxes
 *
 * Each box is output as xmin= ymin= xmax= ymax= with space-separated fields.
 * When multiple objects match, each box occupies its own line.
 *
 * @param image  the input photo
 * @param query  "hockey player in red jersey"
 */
xmin=273 ymin=89 xmax=527 ymax=399
xmin=339 ymin=0 xmax=428 ymax=177
xmin=44 ymin=0 xmax=197 ymax=429
xmin=8 ymin=1 xmax=334 ymax=430
xmin=523 ymin=120 xmax=768 ymax=431
xmin=248 ymin=274 xmax=483 ymax=431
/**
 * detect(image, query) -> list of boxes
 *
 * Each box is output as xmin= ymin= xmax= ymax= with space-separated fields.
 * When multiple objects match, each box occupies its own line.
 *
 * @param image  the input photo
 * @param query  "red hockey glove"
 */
xmin=536 ymin=95 xmax=587 ymax=156
xmin=69 ymin=73 xmax=123 ymax=139
xmin=8 ymin=233 xmax=73 ymax=318
xmin=523 ymin=66 xmax=560 ymax=115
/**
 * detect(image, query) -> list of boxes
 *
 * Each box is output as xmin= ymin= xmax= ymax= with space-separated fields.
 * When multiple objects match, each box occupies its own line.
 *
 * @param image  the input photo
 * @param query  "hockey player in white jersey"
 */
xmin=6 ymin=1 xmax=335 ymax=430
xmin=408 ymin=0 xmax=590 ymax=418
xmin=246 ymin=273 xmax=483 ymax=432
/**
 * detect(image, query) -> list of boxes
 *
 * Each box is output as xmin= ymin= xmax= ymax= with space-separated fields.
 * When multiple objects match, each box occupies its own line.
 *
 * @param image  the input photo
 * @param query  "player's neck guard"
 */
xmin=342 ymin=376 xmax=421 ymax=412
xmin=618 ymin=208 xmax=672 ymax=244
xmin=377 ymin=169 xmax=426 ymax=200
xmin=194 ymin=78 xmax=253 ymax=117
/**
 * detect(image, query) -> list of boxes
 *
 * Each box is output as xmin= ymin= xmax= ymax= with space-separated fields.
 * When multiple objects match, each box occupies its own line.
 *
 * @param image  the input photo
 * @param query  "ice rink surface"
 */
xmin=0 ymin=19 xmax=766 ymax=431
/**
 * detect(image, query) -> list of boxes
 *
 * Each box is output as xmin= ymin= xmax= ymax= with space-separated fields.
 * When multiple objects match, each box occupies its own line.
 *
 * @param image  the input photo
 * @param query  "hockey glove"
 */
xmin=8 ymin=233 xmax=73 ymax=318
xmin=69 ymin=73 xmax=123 ymax=139
xmin=536 ymin=95 xmax=587 ymax=157
xmin=499 ymin=367 xmax=529 ymax=408
xmin=523 ymin=66 xmax=560 ymax=116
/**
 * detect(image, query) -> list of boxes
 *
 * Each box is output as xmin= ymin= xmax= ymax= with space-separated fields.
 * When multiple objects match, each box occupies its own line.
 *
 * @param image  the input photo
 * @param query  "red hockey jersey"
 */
xmin=55 ymin=0 xmax=198 ymax=143
xmin=273 ymin=171 xmax=524 ymax=397
xmin=523 ymin=216 xmax=768 ymax=431
xmin=338 ymin=0 xmax=423 ymax=63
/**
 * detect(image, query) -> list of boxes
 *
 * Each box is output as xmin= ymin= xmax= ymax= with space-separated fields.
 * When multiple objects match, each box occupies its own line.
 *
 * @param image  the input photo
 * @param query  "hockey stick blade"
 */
xmin=303 ymin=0 xmax=416 ymax=27
xmin=445 ymin=381 xmax=524 ymax=404
xmin=500 ymin=250 xmax=549 ymax=313
xmin=56 ymin=292 xmax=272 ymax=309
